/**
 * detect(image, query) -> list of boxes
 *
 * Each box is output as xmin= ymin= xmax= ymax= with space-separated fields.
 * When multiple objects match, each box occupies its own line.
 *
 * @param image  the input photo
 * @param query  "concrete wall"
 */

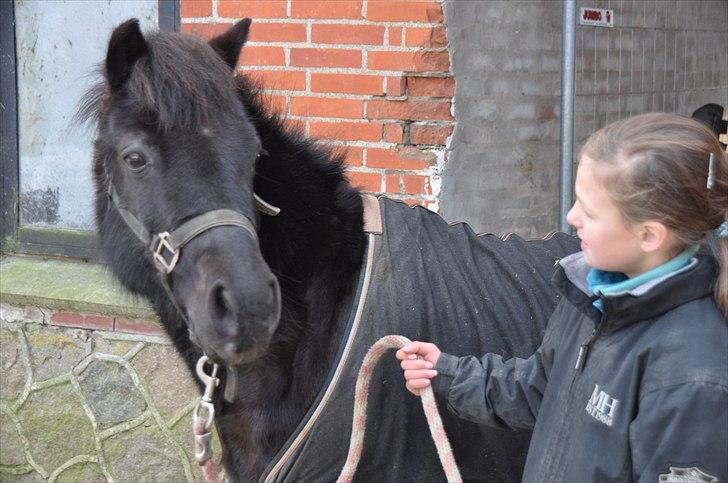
xmin=440 ymin=1 xmax=562 ymax=237
xmin=574 ymin=0 xmax=728 ymax=146
xmin=440 ymin=0 xmax=728 ymax=237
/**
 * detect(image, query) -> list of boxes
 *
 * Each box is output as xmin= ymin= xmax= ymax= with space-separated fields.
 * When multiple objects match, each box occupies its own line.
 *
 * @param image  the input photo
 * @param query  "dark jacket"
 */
xmin=433 ymin=252 xmax=728 ymax=482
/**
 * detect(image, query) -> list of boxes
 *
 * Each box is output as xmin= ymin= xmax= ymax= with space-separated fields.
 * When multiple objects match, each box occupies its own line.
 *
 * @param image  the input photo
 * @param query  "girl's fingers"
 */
xmin=406 ymin=378 xmax=432 ymax=390
xmin=404 ymin=369 xmax=437 ymax=381
xmin=395 ymin=349 xmax=415 ymax=360
xmin=400 ymin=359 xmax=433 ymax=370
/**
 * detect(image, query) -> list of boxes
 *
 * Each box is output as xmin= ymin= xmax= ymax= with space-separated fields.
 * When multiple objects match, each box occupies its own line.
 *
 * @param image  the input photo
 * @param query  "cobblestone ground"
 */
xmin=0 ymin=305 xmax=224 ymax=482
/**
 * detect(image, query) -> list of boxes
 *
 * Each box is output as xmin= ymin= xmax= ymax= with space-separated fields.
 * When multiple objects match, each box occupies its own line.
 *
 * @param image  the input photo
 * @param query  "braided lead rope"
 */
xmin=336 ymin=335 xmax=463 ymax=483
xmin=194 ymin=417 xmax=220 ymax=483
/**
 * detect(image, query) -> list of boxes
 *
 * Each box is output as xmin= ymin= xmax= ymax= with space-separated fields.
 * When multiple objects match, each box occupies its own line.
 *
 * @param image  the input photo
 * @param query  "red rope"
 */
xmin=336 ymin=335 xmax=463 ymax=483
xmin=194 ymin=417 xmax=219 ymax=483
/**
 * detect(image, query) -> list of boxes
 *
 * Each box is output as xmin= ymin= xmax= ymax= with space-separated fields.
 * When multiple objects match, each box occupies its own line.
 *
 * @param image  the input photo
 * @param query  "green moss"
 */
xmin=54 ymin=462 xmax=105 ymax=483
xmin=0 ymin=257 xmax=156 ymax=319
xmin=17 ymin=384 xmax=95 ymax=472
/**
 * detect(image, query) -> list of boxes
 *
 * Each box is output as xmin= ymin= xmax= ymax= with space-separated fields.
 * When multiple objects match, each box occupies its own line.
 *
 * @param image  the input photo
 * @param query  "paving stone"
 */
xmin=77 ymin=360 xmax=147 ymax=429
xmin=0 ymin=328 xmax=29 ymax=402
xmin=133 ymin=345 xmax=199 ymax=420
xmin=25 ymin=326 xmax=86 ymax=382
xmin=91 ymin=334 xmax=138 ymax=358
xmin=0 ymin=304 xmax=25 ymax=323
xmin=102 ymin=420 xmax=187 ymax=483
xmin=16 ymin=383 xmax=95 ymax=474
xmin=0 ymin=469 xmax=45 ymax=482
xmin=0 ymin=410 xmax=26 ymax=466
xmin=54 ymin=462 xmax=107 ymax=483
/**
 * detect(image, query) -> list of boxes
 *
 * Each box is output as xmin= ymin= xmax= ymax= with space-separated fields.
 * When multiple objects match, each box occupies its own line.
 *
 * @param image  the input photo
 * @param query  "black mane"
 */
xmin=78 ymin=32 xmax=241 ymax=132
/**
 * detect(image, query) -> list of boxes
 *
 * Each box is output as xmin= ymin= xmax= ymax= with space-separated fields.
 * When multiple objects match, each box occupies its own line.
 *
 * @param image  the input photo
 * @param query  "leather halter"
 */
xmin=105 ymin=151 xmax=281 ymax=329
xmin=106 ymin=167 xmax=280 ymax=275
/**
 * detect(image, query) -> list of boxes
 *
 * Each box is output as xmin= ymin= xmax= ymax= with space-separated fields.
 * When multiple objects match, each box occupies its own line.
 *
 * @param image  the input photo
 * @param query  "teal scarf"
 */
xmin=587 ymin=246 xmax=700 ymax=311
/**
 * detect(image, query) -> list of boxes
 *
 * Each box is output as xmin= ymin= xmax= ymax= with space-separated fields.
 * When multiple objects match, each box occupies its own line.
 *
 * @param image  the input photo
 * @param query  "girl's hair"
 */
xmin=581 ymin=112 xmax=728 ymax=319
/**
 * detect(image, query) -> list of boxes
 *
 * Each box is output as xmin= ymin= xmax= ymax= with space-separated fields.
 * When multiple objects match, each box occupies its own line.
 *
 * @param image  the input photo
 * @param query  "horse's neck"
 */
xmin=249 ymin=110 xmax=367 ymax=385
xmin=215 ymin=114 xmax=367 ymax=476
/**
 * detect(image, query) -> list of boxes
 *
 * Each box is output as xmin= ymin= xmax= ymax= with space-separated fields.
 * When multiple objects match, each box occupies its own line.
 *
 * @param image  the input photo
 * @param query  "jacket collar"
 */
xmin=553 ymin=251 xmax=718 ymax=328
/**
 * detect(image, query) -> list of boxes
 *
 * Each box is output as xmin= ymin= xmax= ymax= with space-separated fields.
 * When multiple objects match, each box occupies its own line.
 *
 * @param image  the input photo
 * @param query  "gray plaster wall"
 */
xmin=440 ymin=0 xmax=728 ymax=237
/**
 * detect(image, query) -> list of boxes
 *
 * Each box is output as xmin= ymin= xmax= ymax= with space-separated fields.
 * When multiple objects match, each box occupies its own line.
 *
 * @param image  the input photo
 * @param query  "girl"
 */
xmin=397 ymin=113 xmax=728 ymax=482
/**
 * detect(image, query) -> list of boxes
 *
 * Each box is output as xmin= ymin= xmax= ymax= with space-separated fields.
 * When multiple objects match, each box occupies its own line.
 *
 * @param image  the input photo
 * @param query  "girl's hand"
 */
xmin=395 ymin=342 xmax=442 ymax=396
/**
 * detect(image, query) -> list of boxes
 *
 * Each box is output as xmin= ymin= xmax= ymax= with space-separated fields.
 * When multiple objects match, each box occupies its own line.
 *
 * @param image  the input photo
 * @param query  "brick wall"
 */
xmin=180 ymin=0 xmax=455 ymax=210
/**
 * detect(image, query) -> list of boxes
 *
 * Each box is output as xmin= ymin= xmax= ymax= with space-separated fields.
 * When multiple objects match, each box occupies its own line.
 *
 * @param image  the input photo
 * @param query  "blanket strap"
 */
xmin=336 ymin=335 xmax=463 ymax=483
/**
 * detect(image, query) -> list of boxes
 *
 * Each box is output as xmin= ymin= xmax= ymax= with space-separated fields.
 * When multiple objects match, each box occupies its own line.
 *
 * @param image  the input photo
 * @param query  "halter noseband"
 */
xmin=107 ymin=181 xmax=279 ymax=274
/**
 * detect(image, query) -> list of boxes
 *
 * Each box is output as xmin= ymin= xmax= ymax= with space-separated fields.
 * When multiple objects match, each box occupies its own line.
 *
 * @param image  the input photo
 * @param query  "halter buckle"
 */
xmin=153 ymin=232 xmax=180 ymax=274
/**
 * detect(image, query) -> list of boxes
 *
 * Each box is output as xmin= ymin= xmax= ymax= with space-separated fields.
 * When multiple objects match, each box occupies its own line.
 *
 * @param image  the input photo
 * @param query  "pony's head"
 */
xmin=86 ymin=19 xmax=281 ymax=365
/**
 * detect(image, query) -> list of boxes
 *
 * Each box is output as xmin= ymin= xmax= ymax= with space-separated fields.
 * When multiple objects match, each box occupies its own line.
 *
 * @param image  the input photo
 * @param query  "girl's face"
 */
xmin=566 ymin=156 xmax=646 ymax=275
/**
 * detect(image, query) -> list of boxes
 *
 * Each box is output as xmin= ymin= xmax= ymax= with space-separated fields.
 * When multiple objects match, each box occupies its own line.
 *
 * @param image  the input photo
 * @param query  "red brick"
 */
xmin=218 ymin=0 xmax=288 ymax=18
xmin=369 ymin=51 xmax=449 ymax=72
xmin=249 ymin=23 xmax=307 ymax=43
xmin=115 ymin=318 xmax=165 ymax=336
xmin=312 ymin=24 xmax=384 ymax=45
xmin=50 ymin=311 xmax=85 ymax=328
xmin=386 ymin=173 xmax=401 ymax=193
xmin=50 ymin=312 xmax=114 ymax=330
xmin=239 ymin=46 xmax=286 ymax=66
xmin=309 ymin=121 xmax=382 ymax=142
xmin=291 ymin=97 xmax=363 ymax=118
xmin=384 ymin=123 xmax=404 ymax=143
xmin=266 ymin=95 xmax=288 ymax=114
xmin=366 ymin=147 xmax=433 ymax=170
xmin=410 ymin=123 xmax=453 ymax=145
xmin=290 ymin=48 xmax=361 ymax=68
xmin=386 ymin=76 xmax=406 ymax=97
xmin=344 ymin=146 xmax=364 ymax=166
xmin=405 ymin=27 xmax=448 ymax=48
xmin=181 ymin=23 xmax=232 ymax=40
xmin=291 ymin=0 xmax=363 ymax=19
xmin=388 ymin=27 xmax=403 ymax=46
xmin=247 ymin=70 xmax=306 ymax=91
xmin=403 ymin=174 xmax=432 ymax=195
xmin=346 ymin=171 xmax=382 ymax=192
xmin=282 ymin=118 xmax=305 ymax=134
xmin=403 ymin=198 xmax=426 ymax=207
xmin=311 ymin=73 xmax=384 ymax=95
xmin=366 ymin=2 xmax=443 ymax=23
xmin=368 ymin=99 xmax=452 ymax=121
xmin=181 ymin=0 xmax=212 ymax=17
xmin=407 ymin=76 xmax=455 ymax=97
xmin=84 ymin=315 xmax=115 ymax=331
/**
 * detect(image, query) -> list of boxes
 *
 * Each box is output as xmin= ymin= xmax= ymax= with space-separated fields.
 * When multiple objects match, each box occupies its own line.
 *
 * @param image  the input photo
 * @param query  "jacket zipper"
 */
xmin=551 ymin=313 xmax=605 ymax=480
xmin=575 ymin=317 xmax=604 ymax=371
xmin=574 ymin=296 xmax=606 ymax=371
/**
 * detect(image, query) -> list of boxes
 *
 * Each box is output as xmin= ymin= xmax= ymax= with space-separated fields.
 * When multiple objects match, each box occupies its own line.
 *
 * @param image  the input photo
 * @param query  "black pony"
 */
xmin=81 ymin=19 xmax=578 ymax=482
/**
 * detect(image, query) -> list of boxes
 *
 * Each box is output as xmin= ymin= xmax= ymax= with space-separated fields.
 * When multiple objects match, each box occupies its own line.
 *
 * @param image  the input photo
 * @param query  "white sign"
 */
xmin=579 ymin=8 xmax=614 ymax=27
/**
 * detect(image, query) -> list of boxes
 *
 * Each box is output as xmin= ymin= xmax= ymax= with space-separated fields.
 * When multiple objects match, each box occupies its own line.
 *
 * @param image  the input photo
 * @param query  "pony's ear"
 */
xmin=208 ymin=18 xmax=252 ymax=70
xmin=105 ymin=18 xmax=148 ymax=92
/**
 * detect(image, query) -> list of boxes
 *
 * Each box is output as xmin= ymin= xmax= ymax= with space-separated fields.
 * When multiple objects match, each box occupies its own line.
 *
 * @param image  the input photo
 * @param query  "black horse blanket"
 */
xmin=261 ymin=197 xmax=580 ymax=482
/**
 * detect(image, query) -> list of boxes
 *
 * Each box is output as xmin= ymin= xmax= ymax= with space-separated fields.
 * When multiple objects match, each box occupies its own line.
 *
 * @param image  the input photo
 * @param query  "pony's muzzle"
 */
xmin=203 ymin=275 xmax=280 ymax=364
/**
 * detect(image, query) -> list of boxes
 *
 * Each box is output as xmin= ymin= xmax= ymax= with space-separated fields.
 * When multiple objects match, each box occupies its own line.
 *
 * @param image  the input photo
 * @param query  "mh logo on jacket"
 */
xmin=586 ymin=384 xmax=619 ymax=426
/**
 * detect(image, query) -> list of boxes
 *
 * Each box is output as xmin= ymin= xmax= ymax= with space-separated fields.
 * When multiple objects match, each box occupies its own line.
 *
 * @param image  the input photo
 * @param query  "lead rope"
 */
xmin=336 ymin=335 xmax=463 ymax=483
xmin=194 ymin=356 xmax=222 ymax=483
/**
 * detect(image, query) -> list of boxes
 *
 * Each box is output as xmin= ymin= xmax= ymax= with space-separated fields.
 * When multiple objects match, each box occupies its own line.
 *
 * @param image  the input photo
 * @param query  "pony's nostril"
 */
xmin=210 ymin=283 xmax=235 ymax=322
xmin=267 ymin=279 xmax=277 ymax=304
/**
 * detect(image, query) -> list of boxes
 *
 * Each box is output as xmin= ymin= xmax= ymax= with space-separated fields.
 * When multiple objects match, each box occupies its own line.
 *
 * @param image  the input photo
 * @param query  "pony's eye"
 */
xmin=124 ymin=152 xmax=147 ymax=171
